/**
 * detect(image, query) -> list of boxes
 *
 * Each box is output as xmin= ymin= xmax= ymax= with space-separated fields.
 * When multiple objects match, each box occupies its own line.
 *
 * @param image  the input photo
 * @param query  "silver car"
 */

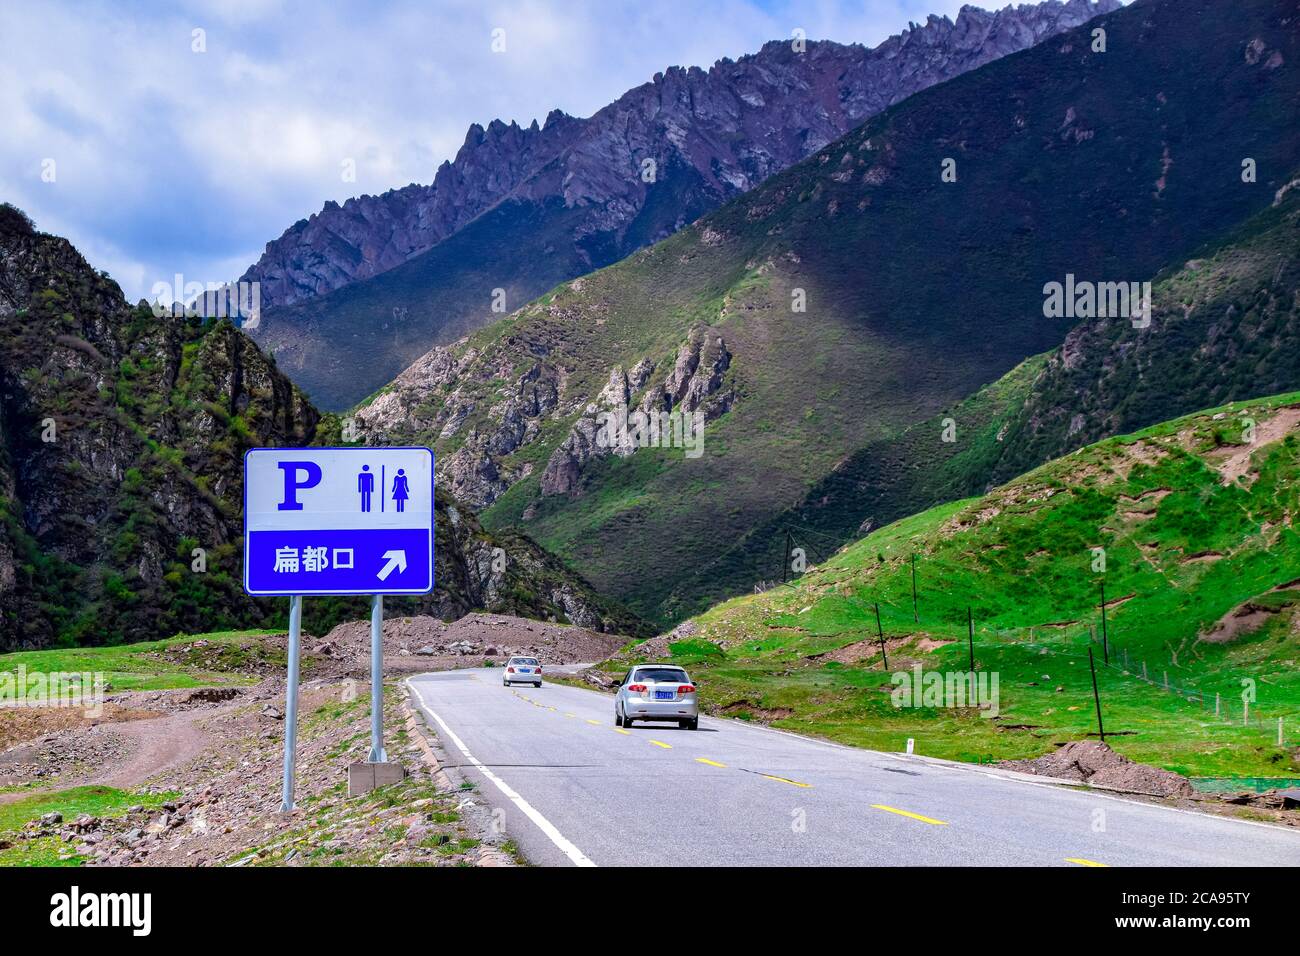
xmin=502 ymin=656 xmax=542 ymax=687
xmin=614 ymin=664 xmax=698 ymax=730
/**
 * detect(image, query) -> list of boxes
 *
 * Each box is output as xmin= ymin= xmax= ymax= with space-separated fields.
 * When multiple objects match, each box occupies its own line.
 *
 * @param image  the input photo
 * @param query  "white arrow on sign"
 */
xmin=377 ymin=550 xmax=408 ymax=581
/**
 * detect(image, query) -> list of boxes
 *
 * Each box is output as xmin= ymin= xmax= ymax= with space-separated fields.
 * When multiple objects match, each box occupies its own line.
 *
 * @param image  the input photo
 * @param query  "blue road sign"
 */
xmin=243 ymin=447 xmax=434 ymax=596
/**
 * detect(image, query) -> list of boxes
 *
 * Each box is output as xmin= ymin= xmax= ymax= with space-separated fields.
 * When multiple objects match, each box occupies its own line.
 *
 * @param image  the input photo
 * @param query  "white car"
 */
xmin=502 ymin=656 xmax=542 ymax=687
xmin=614 ymin=664 xmax=698 ymax=730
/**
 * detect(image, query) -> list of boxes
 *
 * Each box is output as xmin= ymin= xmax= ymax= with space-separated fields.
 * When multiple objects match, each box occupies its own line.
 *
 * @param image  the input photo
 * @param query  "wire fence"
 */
xmin=748 ymin=523 xmax=1298 ymax=750
xmin=1084 ymin=630 xmax=1292 ymax=745
xmin=836 ymin=586 xmax=1297 ymax=749
xmin=1189 ymin=777 xmax=1300 ymax=794
xmin=982 ymin=623 xmax=1295 ymax=746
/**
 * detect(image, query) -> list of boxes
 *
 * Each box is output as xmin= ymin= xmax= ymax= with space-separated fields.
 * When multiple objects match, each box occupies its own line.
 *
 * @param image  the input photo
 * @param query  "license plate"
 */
xmin=655 ymin=690 xmax=674 ymax=700
xmin=518 ymin=668 xmax=531 ymax=673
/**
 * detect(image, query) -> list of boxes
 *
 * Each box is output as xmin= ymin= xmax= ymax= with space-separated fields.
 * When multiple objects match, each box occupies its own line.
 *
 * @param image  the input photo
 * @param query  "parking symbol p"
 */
xmin=277 ymin=461 xmax=323 ymax=511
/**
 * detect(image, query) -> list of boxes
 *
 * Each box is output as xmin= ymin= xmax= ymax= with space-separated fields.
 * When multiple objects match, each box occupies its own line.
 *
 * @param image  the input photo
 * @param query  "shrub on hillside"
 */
xmin=0 ymin=203 xmax=35 ymax=236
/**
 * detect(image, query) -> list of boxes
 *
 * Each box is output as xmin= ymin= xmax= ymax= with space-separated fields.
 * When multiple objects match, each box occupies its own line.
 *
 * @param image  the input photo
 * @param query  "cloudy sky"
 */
xmin=1 ymin=0 xmax=981 ymax=301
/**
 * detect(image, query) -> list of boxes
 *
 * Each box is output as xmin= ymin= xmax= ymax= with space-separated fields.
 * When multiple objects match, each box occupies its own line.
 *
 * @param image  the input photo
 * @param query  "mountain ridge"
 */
xmin=242 ymin=0 xmax=1120 ymax=409
xmin=662 ymin=184 xmax=1300 ymax=619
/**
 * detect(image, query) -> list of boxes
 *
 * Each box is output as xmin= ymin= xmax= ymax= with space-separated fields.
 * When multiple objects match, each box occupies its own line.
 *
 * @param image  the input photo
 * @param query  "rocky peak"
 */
xmin=240 ymin=0 xmax=1119 ymax=314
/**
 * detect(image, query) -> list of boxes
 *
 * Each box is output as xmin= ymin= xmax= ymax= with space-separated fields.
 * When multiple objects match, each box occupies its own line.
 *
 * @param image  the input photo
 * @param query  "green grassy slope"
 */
xmin=0 ymin=629 xmax=289 ymax=692
xmin=669 ymin=183 xmax=1300 ymax=620
xmin=987 ymin=179 xmax=1300 ymax=485
xmin=370 ymin=0 xmax=1300 ymax=629
xmin=600 ymin=393 xmax=1300 ymax=778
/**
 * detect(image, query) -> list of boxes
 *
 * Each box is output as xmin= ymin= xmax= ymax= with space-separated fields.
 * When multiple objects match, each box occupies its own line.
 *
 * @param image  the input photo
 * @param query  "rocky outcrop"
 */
xmin=0 ymin=209 xmax=320 ymax=648
xmin=353 ymin=320 xmax=734 ymax=509
xmin=540 ymin=329 xmax=733 ymax=497
xmin=643 ymin=328 xmax=734 ymax=421
xmin=0 ymin=210 xmax=643 ymax=647
xmin=384 ymin=354 xmax=566 ymax=506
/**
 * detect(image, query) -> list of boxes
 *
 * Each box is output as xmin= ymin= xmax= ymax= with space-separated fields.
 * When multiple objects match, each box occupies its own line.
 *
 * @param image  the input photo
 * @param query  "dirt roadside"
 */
xmin=0 ymin=611 xmax=630 ymax=865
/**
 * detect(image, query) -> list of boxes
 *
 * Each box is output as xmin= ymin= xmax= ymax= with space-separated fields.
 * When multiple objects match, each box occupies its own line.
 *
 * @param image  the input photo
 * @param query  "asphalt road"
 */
xmin=406 ymin=669 xmax=1300 ymax=867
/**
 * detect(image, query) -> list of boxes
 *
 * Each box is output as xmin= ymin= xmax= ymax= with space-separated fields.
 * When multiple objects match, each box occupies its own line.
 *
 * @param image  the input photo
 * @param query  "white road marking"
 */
xmin=406 ymin=678 xmax=596 ymax=867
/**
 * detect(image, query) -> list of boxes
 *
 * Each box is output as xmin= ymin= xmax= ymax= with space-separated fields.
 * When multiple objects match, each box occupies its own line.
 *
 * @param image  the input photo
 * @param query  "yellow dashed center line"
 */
xmin=564 ymin=713 xmax=577 ymax=718
xmin=1066 ymin=858 xmax=1108 ymax=867
xmin=648 ymin=740 xmax=672 ymax=749
xmin=871 ymin=804 xmax=947 ymax=825
xmin=613 ymin=728 xmax=632 ymax=736
xmin=585 ymin=719 xmax=601 ymax=726
xmin=760 ymin=773 xmax=813 ymax=789
xmin=695 ymin=758 xmax=727 ymax=768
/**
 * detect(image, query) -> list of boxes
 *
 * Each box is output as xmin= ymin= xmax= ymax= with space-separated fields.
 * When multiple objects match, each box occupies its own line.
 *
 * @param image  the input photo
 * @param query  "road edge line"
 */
xmin=405 ymin=678 xmax=597 ymax=867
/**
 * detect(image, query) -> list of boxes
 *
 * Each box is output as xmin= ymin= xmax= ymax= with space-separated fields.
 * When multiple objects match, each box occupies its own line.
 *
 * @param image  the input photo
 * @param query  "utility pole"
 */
xmin=875 ymin=602 xmax=888 ymax=670
xmin=967 ymin=606 xmax=976 ymax=671
xmin=782 ymin=530 xmax=794 ymax=583
xmin=1088 ymin=647 xmax=1105 ymax=744
xmin=911 ymin=554 xmax=919 ymax=623
xmin=1099 ymin=580 xmax=1109 ymax=664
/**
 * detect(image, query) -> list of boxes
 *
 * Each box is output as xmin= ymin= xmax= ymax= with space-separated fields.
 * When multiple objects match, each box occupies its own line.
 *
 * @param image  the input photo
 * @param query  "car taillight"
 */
xmin=627 ymin=683 xmax=647 ymax=692
xmin=507 ymin=667 xmax=515 ymax=673
xmin=679 ymin=684 xmax=695 ymax=694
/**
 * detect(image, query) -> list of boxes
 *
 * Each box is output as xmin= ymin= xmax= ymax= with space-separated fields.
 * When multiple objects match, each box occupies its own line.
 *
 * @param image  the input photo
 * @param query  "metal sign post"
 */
xmin=368 ymin=593 xmax=387 ymax=763
xmin=243 ymin=447 xmax=434 ymax=811
xmin=280 ymin=594 xmax=303 ymax=812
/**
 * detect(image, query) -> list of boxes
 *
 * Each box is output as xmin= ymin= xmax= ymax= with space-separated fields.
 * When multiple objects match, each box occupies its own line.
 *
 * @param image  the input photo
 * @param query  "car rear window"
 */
xmin=511 ymin=658 xmax=539 ymax=666
xmin=634 ymin=668 xmax=689 ymax=683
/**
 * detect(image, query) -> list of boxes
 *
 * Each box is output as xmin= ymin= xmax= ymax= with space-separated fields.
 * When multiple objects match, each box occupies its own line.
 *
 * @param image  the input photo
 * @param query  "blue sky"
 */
xmin=1 ymin=0 xmax=981 ymax=301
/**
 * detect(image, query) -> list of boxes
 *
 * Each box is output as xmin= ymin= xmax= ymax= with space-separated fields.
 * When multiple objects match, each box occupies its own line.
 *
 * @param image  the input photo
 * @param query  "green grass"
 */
xmin=601 ymin=393 xmax=1300 ymax=778
xmin=0 ymin=786 xmax=176 ymax=866
xmin=0 ymin=629 xmax=283 ymax=692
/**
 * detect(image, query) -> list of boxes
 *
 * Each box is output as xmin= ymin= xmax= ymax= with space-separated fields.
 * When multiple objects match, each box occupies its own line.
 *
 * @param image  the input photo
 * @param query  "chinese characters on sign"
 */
xmin=273 ymin=546 xmax=354 ymax=574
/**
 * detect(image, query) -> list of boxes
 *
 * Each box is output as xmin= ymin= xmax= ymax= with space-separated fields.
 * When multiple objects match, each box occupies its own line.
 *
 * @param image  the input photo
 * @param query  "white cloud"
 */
xmin=0 ymin=0 xmax=977 ymax=300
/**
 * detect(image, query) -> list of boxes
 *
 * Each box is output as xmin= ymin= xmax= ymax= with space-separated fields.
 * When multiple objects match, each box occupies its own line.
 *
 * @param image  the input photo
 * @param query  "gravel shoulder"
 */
xmin=0 ymin=610 xmax=614 ymax=865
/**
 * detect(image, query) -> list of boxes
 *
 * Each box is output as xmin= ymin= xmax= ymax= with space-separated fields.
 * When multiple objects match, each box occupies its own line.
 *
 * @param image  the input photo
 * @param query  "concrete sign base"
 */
xmin=348 ymin=761 xmax=407 ymax=797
